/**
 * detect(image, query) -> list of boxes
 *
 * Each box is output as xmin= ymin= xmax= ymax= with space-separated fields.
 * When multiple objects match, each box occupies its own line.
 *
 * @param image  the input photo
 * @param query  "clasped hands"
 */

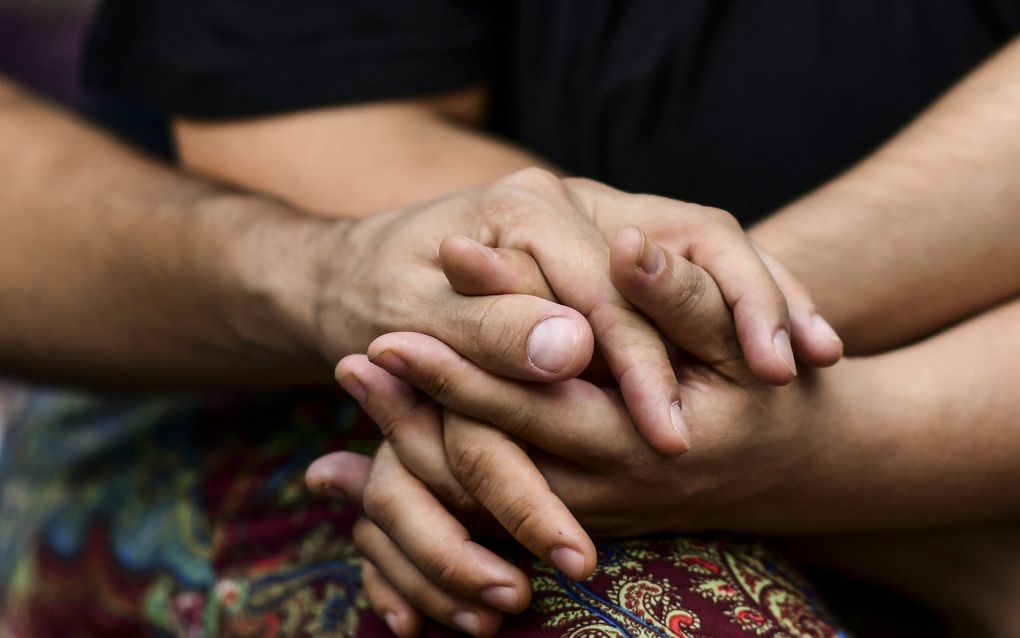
xmin=306 ymin=169 xmax=843 ymax=637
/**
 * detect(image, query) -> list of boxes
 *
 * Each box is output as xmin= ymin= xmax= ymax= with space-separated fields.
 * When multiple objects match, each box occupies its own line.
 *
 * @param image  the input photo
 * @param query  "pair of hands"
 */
xmin=312 ymin=168 xmax=838 ymax=451
xmin=305 ymin=169 xmax=843 ymax=636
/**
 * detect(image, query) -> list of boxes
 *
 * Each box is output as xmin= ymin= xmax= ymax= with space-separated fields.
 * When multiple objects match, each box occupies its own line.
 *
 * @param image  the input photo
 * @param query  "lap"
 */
xmin=0 ymin=392 xmax=847 ymax=637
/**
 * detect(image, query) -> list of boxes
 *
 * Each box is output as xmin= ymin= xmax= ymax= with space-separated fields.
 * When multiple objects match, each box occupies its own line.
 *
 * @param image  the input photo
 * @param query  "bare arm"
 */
xmin=4 ymin=78 xmax=749 ymax=451
xmin=0 ymin=82 xmax=570 ymax=390
xmin=0 ymin=79 xmax=337 ymax=387
xmin=0 ymin=83 xmax=598 ymax=394
xmin=177 ymin=40 xmax=1020 ymax=357
xmin=174 ymin=87 xmax=549 ymax=217
xmin=772 ymin=296 xmax=1020 ymax=530
xmin=751 ymin=37 xmax=1020 ymax=353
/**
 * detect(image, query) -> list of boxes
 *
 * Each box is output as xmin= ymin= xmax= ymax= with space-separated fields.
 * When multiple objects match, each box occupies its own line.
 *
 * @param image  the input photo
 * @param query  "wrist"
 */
xmin=202 ymin=191 xmax=346 ymax=383
xmin=733 ymin=359 xmax=869 ymax=533
xmin=769 ymin=356 xmax=891 ymax=533
xmin=307 ymin=206 xmax=421 ymax=359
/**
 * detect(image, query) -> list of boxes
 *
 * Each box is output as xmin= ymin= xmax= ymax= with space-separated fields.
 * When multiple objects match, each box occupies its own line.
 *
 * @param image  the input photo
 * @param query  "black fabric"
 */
xmin=83 ymin=0 xmax=1020 ymax=222
xmin=493 ymin=1 xmax=1020 ymax=220
xmin=83 ymin=0 xmax=497 ymax=119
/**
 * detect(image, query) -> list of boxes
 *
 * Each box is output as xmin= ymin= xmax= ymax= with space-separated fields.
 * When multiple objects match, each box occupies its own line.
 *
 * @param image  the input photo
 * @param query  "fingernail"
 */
xmin=527 ymin=316 xmax=580 ymax=373
xmin=481 ymin=585 xmax=520 ymax=611
xmin=452 ymin=610 xmax=482 ymax=636
xmin=772 ymin=329 xmax=797 ymax=376
xmin=669 ymin=400 xmax=691 ymax=449
xmin=319 ymin=482 xmax=348 ymax=501
xmin=637 ymin=230 xmax=664 ymax=274
xmin=337 ymin=373 xmax=367 ymax=402
xmin=369 ymin=349 xmax=408 ymax=376
xmin=550 ymin=546 xmax=587 ymax=578
xmin=384 ymin=611 xmax=400 ymax=635
xmin=811 ymin=313 xmax=842 ymax=343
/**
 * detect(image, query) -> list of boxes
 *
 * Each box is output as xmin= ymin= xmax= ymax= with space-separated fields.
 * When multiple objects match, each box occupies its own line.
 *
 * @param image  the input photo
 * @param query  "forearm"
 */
xmin=750 ymin=38 xmax=1020 ymax=353
xmin=781 ymin=296 xmax=1020 ymax=532
xmin=0 ymin=81 xmax=343 ymax=387
xmin=174 ymin=89 xmax=551 ymax=217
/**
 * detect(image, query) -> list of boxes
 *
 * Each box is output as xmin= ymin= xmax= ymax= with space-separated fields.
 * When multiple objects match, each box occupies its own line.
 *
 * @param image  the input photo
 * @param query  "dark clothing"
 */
xmin=83 ymin=0 xmax=1020 ymax=222
xmin=83 ymin=0 xmax=1020 ymax=221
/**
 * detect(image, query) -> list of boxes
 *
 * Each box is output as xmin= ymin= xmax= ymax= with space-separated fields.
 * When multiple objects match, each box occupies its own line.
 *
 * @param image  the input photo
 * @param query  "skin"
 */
xmin=175 ymin=36 xmax=1020 ymax=637
xmin=333 ymin=231 xmax=842 ymax=636
xmin=0 ymin=75 xmax=838 ymax=636
xmin=311 ymin=37 xmax=1020 ymax=638
xmin=0 ymin=79 xmax=823 ymax=417
xmin=749 ymin=37 xmax=1020 ymax=352
xmin=0 ymin=79 xmax=329 ymax=387
xmin=325 ymin=255 xmax=1020 ymax=636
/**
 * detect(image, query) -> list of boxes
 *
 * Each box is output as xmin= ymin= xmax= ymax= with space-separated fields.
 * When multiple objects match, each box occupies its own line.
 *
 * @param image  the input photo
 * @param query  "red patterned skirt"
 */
xmin=0 ymin=390 xmax=849 ymax=637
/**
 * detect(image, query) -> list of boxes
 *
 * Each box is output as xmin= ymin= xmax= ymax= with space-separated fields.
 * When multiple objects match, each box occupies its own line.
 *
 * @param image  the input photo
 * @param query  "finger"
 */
xmin=439 ymin=245 xmax=613 ymax=383
xmin=443 ymin=410 xmax=597 ymax=581
xmin=421 ymin=286 xmax=594 ymax=381
xmin=489 ymin=168 xmax=688 ymax=454
xmin=335 ymin=355 xmax=476 ymax=509
xmin=439 ymin=234 xmax=555 ymax=300
xmin=361 ymin=443 xmax=531 ymax=612
xmin=569 ymin=182 xmax=799 ymax=385
xmin=362 ymin=559 xmax=424 ymax=638
xmin=615 ymin=225 xmax=795 ymax=386
xmin=353 ymin=517 xmax=503 ymax=638
xmin=685 ymin=223 xmax=800 ymax=384
xmin=609 ymin=226 xmax=743 ymax=376
xmin=755 ymin=247 xmax=844 ymax=367
xmin=366 ymin=332 xmax=639 ymax=462
xmin=305 ymin=451 xmax=373 ymax=502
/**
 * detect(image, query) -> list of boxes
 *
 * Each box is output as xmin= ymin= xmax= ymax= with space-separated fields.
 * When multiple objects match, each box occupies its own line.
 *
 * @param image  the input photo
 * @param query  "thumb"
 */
xmin=305 ymin=451 xmax=374 ymax=503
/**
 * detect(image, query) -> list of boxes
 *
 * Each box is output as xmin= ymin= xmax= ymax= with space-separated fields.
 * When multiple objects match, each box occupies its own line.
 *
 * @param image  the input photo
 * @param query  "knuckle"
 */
xmin=738 ymin=283 xmax=790 ymax=323
xmin=375 ymin=411 xmax=404 ymax=439
xmin=470 ymin=295 xmax=525 ymax=365
xmin=702 ymin=206 xmax=742 ymax=232
xmin=503 ymin=166 xmax=564 ymax=197
xmin=562 ymin=176 xmax=613 ymax=194
xmin=486 ymin=169 xmax=573 ymax=223
xmin=499 ymin=494 xmax=544 ymax=544
xmin=384 ymin=424 xmax=431 ymax=472
xmin=419 ymin=548 xmax=464 ymax=588
xmin=586 ymin=300 xmax=623 ymax=335
xmin=433 ymin=480 xmax=479 ymax=513
xmin=664 ymin=264 xmax=708 ymax=315
xmin=488 ymin=399 xmax=539 ymax=439
xmin=362 ymin=478 xmax=399 ymax=531
xmin=421 ymin=367 xmax=458 ymax=406
xmin=447 ymin=439 xmax=496 ymax=498
xmin=480 ymin=184 xmax=538 ymax=226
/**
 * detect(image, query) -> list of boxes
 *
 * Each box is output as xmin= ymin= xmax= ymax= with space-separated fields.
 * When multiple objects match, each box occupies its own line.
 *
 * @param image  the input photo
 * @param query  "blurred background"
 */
xmin=0 ymin=0 xmax=96 ymax=107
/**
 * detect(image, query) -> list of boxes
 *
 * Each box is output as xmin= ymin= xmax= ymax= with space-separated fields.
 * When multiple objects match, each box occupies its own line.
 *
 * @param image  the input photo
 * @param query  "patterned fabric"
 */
xmin=521 ymin=540 xmax=843 ymax=638
xmin=0 ymin=391 xmax=850 ymax=637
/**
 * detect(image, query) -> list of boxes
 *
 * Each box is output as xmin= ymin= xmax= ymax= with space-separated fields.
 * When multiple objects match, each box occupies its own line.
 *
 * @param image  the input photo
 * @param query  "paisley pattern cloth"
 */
xmin=0 ymin=391 xmax=850 ymax=637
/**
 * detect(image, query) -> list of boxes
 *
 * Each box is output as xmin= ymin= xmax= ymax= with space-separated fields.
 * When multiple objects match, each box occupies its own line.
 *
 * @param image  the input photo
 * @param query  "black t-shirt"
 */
xmin=83 ymin=0 xmax=1020 ymax=223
